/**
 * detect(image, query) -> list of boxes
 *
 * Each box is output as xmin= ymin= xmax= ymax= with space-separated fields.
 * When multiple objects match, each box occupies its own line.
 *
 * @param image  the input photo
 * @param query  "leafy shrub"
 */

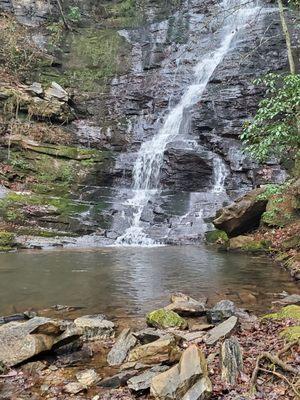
xmin=241 ymin=73 xmax=300 ymax=162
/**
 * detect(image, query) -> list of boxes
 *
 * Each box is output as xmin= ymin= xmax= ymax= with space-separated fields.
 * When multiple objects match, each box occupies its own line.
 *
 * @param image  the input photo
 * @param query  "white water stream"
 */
xmin=116 ymin=0 xmax=260 ymax=246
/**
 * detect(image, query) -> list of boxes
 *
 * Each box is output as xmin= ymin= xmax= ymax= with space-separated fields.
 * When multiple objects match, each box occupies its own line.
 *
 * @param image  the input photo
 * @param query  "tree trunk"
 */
xmin=277 ymin=0 xmax=296 ymax=74
xmin=56 ymin=0 xmax=72 ymax=31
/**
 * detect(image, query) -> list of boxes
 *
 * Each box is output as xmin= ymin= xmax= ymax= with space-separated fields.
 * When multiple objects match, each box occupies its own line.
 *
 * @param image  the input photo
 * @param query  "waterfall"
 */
xmin=213 ymin=156 xmax=228 ymax=193
xmin=115 ymin=0 xmax=260 ymax=246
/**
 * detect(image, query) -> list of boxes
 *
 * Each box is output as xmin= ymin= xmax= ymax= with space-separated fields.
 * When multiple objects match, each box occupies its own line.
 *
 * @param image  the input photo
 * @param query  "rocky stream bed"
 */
xmin=0 ymin=292 xmax=299 ymax=399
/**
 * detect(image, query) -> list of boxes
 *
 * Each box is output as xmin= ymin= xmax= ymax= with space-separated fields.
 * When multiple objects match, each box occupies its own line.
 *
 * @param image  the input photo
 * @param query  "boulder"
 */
xmin=165 ymin=293 xmax=207 ymax=316
xmin=127 ymin=365 xmax=169 ymax=392
xmin=204 ymin=316 xmax=238 ymax=346
xmin=107 ymin=328 xmax=137 ymax=366
xmin=146 ymin=309 xmax=187 ymax=330
xmin=220 ymin=337 xmax=243 ymax=384
xmin=28 ymin=82 xmax=43 ymax=96
xmin=150 ymin=344 xmax=212 ymax=400
xmin=213 ymin=188 xmax=268 ymax=236
xmin=207 ymin=300 xmax=236 ymax=324
xmin=44 ymin=82 xmax=69 ymax=102
xmin=127 ymin=335 xmax=181 ymax=365
xmin=74 ymin=314 xmax=115 ymax=340
xmin=0 ymin=317 xmax=80 ymax=366
xmin=228 ymin=236 xmax=266 ymax=252
xmin=76 ymin=369 xmax=100 ymax=387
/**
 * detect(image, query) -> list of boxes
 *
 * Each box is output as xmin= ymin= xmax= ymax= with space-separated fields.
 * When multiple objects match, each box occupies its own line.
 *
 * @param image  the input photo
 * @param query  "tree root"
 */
xmin=259 ymin=368 xmax=300 ymax=398
xmin=250 ymin=348 xmax=299 ymax=396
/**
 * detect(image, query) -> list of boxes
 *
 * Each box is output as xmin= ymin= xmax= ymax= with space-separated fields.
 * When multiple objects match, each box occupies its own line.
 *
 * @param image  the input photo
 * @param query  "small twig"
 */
xmin=259 ymin=367 xmax=300 ymax=398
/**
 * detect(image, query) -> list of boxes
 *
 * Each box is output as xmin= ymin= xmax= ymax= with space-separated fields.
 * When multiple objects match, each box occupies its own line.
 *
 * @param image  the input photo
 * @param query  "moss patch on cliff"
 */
xmin=0 ymin=14 xmax=50 ymax=82
xmin=41 ymin=28 xmax=131 ymax=91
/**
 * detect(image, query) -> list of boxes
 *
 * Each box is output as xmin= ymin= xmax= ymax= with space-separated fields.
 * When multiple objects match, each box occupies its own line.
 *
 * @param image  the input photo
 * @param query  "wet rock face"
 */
xmin=1 ymin=0 xmax=297 ymax=245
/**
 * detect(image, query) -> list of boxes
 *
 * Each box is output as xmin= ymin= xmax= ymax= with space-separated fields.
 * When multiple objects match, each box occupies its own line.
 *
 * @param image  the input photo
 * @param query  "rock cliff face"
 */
xmin=0 ymin=0 xmax=297 ymax=245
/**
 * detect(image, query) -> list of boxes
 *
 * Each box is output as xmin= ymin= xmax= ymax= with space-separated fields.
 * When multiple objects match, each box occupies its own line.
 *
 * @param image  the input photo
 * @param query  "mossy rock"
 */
xmin=263 ymin=305 xmax=300 ymax=321
xmin=229 ymin=236 xmax=269 ymax=252
xmin=205 ymin=230 xmax=228 ymax=244
xmin=279 ymin=326 xmax=300 ymax=342
xmin=0 ymin=231 xmax=15 ymax=251
xmin=0 ymin=231 xmax=15 ymax=246
xmin=146 ymin=309 xmax=187 ymax=330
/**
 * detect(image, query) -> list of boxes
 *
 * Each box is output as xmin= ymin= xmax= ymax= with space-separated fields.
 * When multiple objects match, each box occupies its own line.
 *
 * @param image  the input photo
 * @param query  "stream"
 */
xmin=0 ymin=246 xmax=298 ymax=318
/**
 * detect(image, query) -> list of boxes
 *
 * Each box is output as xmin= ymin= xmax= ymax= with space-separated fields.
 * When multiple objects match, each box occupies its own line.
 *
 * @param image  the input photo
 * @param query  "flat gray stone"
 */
xmin=127 ymin=365 xmax=169 ymax=392
xmin=107 ymin=328 xmax=137 ymax=366
xmin=74 ymin=314 xmax=114 ymax=340
xmin=204 ymin=316 xmax=238 ymax=346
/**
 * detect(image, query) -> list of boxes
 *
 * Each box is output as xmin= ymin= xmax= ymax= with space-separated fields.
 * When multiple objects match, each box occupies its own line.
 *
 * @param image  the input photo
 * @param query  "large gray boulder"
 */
xmin=107 ymin=328 xmax=137 ymax=366
xmin=150 ymin=344 xmax=212 ymax=400
xmin=213 ymin=188 xmax=267 ymax=236
xmin=0 ymin=317 xmax=81 ymax=366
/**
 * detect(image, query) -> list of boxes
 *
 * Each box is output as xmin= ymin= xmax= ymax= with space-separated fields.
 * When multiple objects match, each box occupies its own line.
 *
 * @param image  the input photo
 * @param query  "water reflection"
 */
xmin=0 ymin=246 xmax=298 ymax=317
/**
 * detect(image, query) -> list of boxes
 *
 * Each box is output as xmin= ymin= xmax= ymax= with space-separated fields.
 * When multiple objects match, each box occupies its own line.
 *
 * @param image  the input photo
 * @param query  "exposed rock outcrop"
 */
xmin=0 ymin=317 xmax=81 ymax=366
xmin=213 ymin=188 xmax=268 ymax=236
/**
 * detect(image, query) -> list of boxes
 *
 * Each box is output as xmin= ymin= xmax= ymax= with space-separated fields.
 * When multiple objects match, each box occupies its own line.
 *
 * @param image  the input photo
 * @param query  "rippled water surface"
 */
xmin=0 ymin=246 xmax=299 ymax=317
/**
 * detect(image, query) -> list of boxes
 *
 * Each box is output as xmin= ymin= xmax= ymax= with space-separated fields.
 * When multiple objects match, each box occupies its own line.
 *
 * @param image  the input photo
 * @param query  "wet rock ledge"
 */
xmin=0 ymin=292 xmax=299 ymax=399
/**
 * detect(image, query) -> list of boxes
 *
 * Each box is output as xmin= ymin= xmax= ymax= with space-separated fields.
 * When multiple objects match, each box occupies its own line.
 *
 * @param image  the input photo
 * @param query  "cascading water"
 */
xmin=213 ymin=156 xmax=228 ymax=193
xmin=116 ymin=0 xmax=260 ymax=246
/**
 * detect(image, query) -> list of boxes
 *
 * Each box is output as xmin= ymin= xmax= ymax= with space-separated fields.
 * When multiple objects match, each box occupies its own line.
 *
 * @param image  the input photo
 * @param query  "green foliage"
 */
xmin=0 ymin=231 xmax=15 ymax=246
xmin=241 ymin=73 xmax=300 ymax=161
xmin=205 ymin=230 xmax=229 ymax=244
xmin=67 ymin=6 xmax=82 ymax=22
xmin=256 ymin=184 xmax=285 ymax=200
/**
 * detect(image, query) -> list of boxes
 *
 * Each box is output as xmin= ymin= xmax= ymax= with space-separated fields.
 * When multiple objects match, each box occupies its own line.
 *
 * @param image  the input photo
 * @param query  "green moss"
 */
xmin=241 ymin=240 xmax=270 ymax=252
xmin=263 ymin=305 xmax=300 ymax=321
xmin=0 ymin=192 xmax=89 ymax=219
xmin=0 ymin=246 xmax=14 ymax=252
xmin=15 ymin=226 xmax=78 ymax=238
xmin=146 ymin=308 xmax=187 ymax=330
xmin=46 ymin=28 xmax=131 ymax=91
xmin=205 ymin=230 xmax=228 ymax=244
xmin=0 ymin=231 xmax=15 ymax=246
xmin=280 ymin=326 xmax=300 ymax=342
xmin=12 ymin=143 xmax=105 ymax=161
